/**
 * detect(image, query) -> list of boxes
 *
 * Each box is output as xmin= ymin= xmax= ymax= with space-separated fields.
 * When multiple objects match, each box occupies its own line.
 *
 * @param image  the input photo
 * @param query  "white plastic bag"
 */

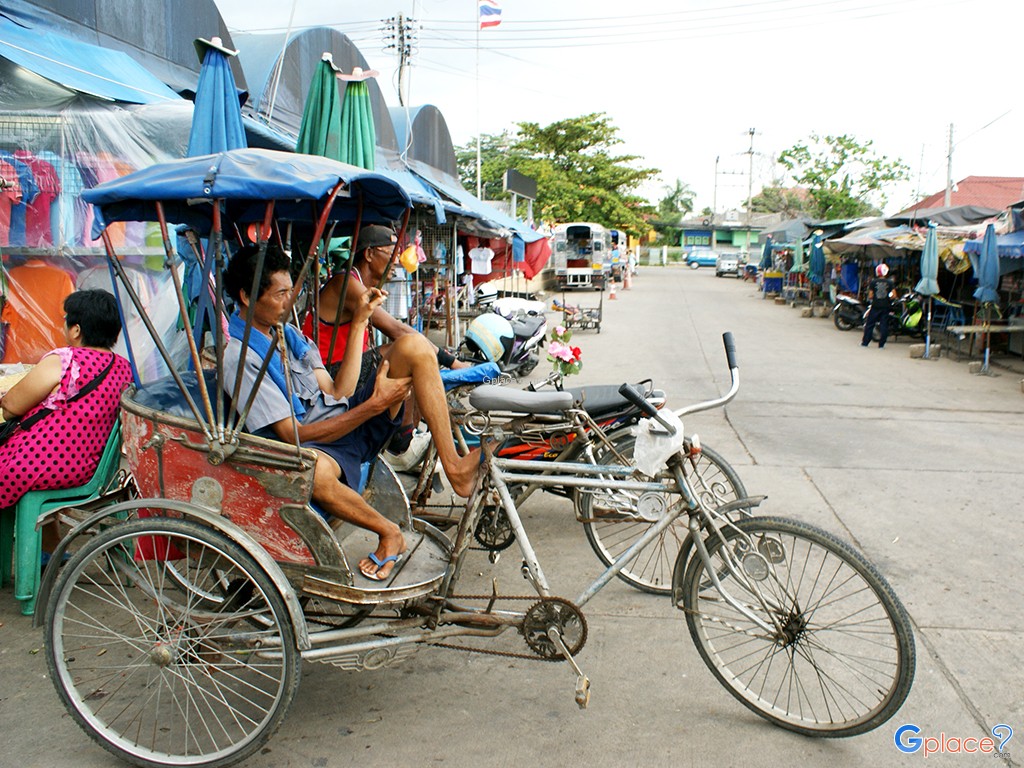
xmin=632 ymin=410 xmax=685 ymax=476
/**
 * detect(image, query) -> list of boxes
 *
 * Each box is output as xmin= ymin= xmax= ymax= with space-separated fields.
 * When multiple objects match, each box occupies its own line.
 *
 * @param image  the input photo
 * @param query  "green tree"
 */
xmin=656 ymin=179 xmax=695 ymax=223
xmin=750 ymin=186 xmax=811 ymax=218
xmin=456 ymin=113 xmax=658 ymax=237
xmin=777 ymin=134 xmax=910 ymax=219
xmin=650 ymin=179 xmax=696 ymax=245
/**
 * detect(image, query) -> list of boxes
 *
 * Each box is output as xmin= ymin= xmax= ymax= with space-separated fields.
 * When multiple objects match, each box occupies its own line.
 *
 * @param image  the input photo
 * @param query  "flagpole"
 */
xmin=475 ymin=1 xmax=482 ymax=198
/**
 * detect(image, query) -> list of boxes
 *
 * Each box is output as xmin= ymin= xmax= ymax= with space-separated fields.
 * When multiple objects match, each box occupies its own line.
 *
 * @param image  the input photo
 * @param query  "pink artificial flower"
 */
xmin=554 ymin=325 xmax=566 ymax=337
xmin=548 ymin=340 xmax=575 ymax=362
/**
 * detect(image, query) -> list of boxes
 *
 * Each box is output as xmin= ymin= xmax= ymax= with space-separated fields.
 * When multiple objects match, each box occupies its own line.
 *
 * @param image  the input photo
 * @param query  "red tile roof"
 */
xmin=899 ymin=176 xmax=1024 ymax=214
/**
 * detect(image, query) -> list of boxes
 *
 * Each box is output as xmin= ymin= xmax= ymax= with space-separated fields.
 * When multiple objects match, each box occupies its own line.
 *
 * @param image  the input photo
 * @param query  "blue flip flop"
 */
xmin=360 ymin=551 xmax=403 ymax=581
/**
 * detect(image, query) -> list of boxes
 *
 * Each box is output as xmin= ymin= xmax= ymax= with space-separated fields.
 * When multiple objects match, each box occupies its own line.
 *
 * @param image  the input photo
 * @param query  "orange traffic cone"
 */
xmin=608 ymin=279 xmax=617 ymax=300
xmin=623 ymin=268 xmax=632 ymax=290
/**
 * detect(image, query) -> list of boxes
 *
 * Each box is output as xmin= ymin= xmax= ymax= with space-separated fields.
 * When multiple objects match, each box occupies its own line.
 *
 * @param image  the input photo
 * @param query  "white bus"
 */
xmin=551 ymin=222 xmax=610 ymax=290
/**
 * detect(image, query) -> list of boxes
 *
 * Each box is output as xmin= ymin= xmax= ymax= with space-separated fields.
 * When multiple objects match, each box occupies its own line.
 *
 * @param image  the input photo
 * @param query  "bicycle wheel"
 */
xmin=45 ymin=517 xmax=302 ymax=768
xmin=581 ymin=436 xmax=747 ymax=595
xmin=681 ymin=516 xmax=914 ymax=737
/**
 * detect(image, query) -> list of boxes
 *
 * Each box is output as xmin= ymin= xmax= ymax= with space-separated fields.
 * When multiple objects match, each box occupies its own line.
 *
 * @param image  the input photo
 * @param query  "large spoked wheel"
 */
xmin=45 ymin=517 xmax=302 ymax=768
xmin=581 ymin=436 xmax=747 ymax=595
xmin=680 ymin=516 xmax=915 ymax=737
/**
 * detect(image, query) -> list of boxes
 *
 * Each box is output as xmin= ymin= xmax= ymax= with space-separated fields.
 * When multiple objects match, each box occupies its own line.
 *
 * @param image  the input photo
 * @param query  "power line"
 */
xmin=415 ymin=0 xmax=966 ymax=50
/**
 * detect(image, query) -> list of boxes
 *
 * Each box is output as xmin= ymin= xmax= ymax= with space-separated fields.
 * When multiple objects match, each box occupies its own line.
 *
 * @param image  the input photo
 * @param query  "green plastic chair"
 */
xmin=0 ymin=420 xmax=122 ymax=616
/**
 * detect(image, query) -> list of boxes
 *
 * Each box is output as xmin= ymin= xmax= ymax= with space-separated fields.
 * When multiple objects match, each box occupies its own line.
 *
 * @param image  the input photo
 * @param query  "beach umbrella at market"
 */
xmin=974 ymin=223 xmax=1000 ymax=373
xmin=789 ymin=235 xmax=805 ymax=273
xmin=187 ymin=37 xmax=247 ymax=157
xmin=758 ymin=236 xmax=773 ymax=269
xmin=186 ymin=37 xmax=247 ymax=362
xmin=915 ymin=221 xmax=940 ymax=359
xmin=296 ymin=53 xmax=345 ymax=161
xmin=337 ymin=67 xmax=379 ymax=171
xmin=809 ymin=230 xmax=825 ymax=286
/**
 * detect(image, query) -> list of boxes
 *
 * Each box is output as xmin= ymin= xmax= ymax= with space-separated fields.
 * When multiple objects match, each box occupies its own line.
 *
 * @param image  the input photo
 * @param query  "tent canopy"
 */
xmin=963 ymin=230 xmax=1024 ymax=260
xmin=83 ymin=148 xmax=412 ymax=236
xmin=0 ymin=12 xmax=181 ymax=103
xmin=885 ymin=205 xmax=1001 ymax=228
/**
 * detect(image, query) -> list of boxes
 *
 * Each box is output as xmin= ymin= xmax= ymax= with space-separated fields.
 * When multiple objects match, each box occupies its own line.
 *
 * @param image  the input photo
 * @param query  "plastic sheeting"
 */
xmin=0 ymin=98 xmax=190 ymax=373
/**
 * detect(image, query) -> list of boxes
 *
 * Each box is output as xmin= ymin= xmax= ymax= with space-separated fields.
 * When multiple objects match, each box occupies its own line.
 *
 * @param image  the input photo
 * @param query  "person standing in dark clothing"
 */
xmin=862 ymin=263 xmax=897 ymax=348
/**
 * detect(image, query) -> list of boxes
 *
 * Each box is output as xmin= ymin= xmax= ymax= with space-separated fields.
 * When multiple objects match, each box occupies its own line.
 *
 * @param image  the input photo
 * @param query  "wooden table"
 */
xmin=946 ymin=324 xmax=1024 ymax=362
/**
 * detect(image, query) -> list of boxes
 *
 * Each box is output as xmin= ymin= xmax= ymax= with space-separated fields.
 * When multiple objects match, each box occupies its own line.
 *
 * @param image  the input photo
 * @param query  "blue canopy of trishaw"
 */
xmin=83 ymin=148 xmax=412 ymax=238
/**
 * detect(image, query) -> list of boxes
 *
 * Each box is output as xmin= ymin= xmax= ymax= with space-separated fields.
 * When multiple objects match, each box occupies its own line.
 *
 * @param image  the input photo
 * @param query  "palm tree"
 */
xmin=657 ymin=179 xmax=695 ymax=224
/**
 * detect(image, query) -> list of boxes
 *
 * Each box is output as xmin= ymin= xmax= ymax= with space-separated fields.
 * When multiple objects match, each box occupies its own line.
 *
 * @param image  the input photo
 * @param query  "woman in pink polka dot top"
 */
xmin=1 ymin=289 xmax=133 ymax=551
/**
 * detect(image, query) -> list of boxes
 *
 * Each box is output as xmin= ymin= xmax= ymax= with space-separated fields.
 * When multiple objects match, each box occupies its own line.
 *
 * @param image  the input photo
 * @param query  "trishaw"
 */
xmin=34 ymin=149 xmax=914 ymax=768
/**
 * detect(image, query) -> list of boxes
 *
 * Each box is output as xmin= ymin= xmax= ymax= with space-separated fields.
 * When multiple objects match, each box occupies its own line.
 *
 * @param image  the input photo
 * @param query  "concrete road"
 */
xmin=2 ymin=265 xmax=1021 ymax=767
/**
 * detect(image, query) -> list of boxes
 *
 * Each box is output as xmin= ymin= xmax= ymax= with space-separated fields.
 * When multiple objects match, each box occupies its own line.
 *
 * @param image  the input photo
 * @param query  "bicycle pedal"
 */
xmin=575 ymin=675 xmax=591 ymax=709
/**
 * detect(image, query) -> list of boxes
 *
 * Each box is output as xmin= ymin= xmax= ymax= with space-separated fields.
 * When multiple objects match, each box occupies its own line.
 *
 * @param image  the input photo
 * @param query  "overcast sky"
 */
xmin=215 ymin=0 xmax=1022 ymax=216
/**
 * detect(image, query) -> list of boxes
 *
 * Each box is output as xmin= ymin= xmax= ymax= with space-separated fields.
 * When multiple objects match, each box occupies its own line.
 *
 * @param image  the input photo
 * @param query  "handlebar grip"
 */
xmin=618 ymin=382 xmax=660 ymax=418
xmin=723 ymin=332 xmax=737 ymax=370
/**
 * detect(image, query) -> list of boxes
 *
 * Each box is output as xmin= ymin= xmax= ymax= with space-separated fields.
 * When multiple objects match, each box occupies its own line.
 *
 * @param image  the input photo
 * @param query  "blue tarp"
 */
xmin=83 ymin=148 xmax=411 ymax=236
xmin=962 ymin=230 xmax=1024 ymax=259
xmin=0 ymin=13 xmax=181 ymax=104
xmin=410 ymin=164 xmax=546 ymax=244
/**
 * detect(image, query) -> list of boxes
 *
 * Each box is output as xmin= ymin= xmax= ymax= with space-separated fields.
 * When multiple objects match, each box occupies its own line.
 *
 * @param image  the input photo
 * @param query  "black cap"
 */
xmin=356 ymin=225 xmax=397 ymax=253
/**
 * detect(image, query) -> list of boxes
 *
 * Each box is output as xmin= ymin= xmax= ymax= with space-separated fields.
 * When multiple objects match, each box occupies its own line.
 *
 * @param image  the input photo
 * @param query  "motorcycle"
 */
xmin=871 ymin=291 xmax=926 ymax=343
xmin=460 ymin=301 xmax=547 ymax=377
xmin=831 ymin=292 xmax=868 ymax=331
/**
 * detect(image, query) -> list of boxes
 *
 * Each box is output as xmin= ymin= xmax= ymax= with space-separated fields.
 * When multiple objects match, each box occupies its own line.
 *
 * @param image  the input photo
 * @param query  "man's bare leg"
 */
xmin=384 ymin=334 xmax=479 ymax=496
xmin=311 ymin=452 xmax=406 ymax=579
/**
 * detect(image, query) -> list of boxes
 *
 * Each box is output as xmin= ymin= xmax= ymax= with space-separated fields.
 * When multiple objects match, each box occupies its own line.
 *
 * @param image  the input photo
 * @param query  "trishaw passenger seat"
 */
xmin=132 ymin=370 xmax=234 ymax=421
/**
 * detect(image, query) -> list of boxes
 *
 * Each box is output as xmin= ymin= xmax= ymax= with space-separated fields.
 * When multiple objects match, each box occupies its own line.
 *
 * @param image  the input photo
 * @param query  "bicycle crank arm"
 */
xmin=547 ymin=627 xmax=591 ymax=709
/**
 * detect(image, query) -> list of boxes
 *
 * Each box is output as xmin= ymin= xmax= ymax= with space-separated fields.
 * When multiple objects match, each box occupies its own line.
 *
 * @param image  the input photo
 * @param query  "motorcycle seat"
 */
xmin=564 ymin=384 xmax=664 ymax=418
xmin=512 ymin=313 xmax=547 ymax=336
xmin=469 ymin=384 xmax=573 ymax=414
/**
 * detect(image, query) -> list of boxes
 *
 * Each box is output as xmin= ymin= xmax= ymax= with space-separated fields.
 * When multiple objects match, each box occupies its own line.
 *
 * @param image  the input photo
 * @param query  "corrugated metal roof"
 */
xmin=899 ymin=177 xmax=1024 ymax=215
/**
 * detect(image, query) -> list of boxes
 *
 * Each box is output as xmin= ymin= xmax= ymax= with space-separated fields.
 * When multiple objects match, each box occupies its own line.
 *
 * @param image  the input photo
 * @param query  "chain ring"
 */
xmin=473 ymin=505 xmax=516 ymax=551
xmin=521 ymin=597 xmax=588 ymax=660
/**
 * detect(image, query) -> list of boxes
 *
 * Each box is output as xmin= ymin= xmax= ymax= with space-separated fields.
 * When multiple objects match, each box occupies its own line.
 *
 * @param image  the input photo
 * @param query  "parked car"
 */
xmin=715 ymin=253 xmax=741 ymax=278
xmin=685 ymin=249 xmax=719 ymax=269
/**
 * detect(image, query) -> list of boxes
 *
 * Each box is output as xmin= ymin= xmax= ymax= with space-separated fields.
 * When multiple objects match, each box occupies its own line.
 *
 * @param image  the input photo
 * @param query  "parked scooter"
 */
xmin=461 ymin=304 xmax=547 ymax=377
xmin=871 ymin=291 xmax=926 ymax=342
xmin=831 ymin=292 xmax=868 ymax=331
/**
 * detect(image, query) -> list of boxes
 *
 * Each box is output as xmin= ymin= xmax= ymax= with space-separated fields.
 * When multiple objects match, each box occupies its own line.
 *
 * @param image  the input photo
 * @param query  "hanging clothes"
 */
xmin=1 ymin=259 xmax=75 ymax=364
xmin=469 ymin=245 xmax=495 ymax=275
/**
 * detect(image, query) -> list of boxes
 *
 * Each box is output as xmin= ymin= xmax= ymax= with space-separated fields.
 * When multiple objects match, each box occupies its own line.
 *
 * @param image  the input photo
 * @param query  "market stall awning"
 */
xmin=962 ymin=229 xmax=1024 ymax=263
xmin=885 ymin=205 xmax=1001 ymax=227
xmin=0 ymin=13 xmax=181 ymax=103
xmin=823 ymin=226 xmax=916 ymax=260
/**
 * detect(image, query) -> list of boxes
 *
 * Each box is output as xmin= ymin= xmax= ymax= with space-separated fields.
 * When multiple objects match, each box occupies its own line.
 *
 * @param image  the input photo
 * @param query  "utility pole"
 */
xmin=944 ymin=123 xmax=954 ymax=206
xmin=711 ymin=155 xmax=719 ymax=250
xmin=745 ymin=127 xmax=756 ymax=255
xmin=385 ymin=14 xmax=416 ymax=107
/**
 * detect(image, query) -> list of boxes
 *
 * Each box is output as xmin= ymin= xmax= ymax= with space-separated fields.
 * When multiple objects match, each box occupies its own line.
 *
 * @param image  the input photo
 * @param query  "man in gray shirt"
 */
xmin=223 ymin=243 xmax=479 ymax=580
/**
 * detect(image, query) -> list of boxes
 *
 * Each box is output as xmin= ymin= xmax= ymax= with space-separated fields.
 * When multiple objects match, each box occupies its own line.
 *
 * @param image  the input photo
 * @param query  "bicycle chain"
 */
xmin=431 ymin=595 xmax=576 ymax=662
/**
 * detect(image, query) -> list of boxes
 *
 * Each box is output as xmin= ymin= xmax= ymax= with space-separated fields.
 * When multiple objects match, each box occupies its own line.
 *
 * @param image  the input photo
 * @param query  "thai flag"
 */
xmin=479 ymin=0 xmax=502 ymax=29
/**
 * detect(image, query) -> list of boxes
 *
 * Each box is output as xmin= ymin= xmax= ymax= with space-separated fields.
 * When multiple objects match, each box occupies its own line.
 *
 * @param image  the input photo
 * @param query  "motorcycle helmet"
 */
xmin=464 ymin=312 xmax=513 ymax=364
xmin=475 ymin=281 xmax=497 ymax=308
xmin=875 ymin=263 xmax=889 ymax=277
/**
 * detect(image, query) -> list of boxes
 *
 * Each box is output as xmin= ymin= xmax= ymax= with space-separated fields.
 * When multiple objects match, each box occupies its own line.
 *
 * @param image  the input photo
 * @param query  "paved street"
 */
xmin=2 ymin=265 xmax=1021 ymax=767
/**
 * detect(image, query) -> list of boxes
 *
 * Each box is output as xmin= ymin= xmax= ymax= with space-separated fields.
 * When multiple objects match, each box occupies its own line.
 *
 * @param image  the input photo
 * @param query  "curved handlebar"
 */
xmin=674 ymin=332 xmax=741 ymax=419
xmin=617 ymin=383 xmax=677 ymax=434
xmin=723 ymin=331 xmax=737 ymax=370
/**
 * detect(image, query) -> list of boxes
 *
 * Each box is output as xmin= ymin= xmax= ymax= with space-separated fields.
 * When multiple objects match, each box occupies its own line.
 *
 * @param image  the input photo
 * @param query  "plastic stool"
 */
xmin=0 ymin=421 xmax=122 ymax=616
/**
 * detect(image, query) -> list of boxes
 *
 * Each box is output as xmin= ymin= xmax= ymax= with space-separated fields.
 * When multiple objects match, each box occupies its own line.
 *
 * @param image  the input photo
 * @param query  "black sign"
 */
xmin=503 ymin=169 xmax=537 ymax=199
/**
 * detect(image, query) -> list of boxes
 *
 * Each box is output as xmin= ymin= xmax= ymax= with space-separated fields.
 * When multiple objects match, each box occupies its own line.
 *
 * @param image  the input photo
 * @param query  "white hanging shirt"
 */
xmin=469 ymin=246 xmax=495 ymax=275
